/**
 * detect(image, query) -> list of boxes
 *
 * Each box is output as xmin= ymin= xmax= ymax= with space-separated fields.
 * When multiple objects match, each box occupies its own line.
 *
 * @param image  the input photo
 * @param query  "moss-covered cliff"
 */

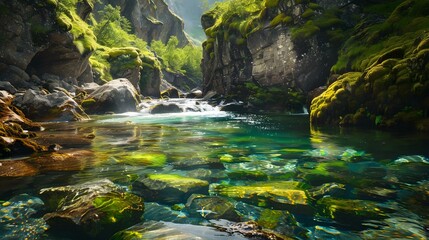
xmin=310 ymin=0 xmax=429 ymax=130
xmin=201 ymin=0 xmax=429 ymax=129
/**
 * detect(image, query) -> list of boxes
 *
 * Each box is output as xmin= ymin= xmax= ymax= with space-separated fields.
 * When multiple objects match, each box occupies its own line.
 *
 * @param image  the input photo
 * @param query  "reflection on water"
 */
xmin=1 ymin=110 xmax=429 ymax=239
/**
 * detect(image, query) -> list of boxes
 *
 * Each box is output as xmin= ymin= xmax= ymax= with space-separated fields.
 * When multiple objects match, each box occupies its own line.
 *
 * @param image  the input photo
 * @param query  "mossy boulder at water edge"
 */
xmin=210 ymin=181 xmax=312 ymax=214
xmin=39 ymin=179 xmax=144 ymax=239
xmin=311 ymin=0 xmax=429 ymax=130
xmin=83 ymin=79 xmax=141 ymax=114
xmin=132 ymin=174 xmax=209 ymax=203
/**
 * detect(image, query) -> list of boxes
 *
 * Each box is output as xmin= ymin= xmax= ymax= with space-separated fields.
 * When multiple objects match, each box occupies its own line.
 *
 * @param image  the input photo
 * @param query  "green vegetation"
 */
xmin=151 ymin=36 xmax=203 ymax=80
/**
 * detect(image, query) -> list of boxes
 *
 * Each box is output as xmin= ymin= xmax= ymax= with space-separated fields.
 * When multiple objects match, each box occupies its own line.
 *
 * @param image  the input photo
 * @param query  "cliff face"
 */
xmin=201 ymin=0 xmax=429 ymax=129
xmin=0 ymin=0 xmax=94 ymax=88
xmin=201 ymin=0 xmax=348 ymax=111
xmin=100 ymin=0 xmax=191 ymax=47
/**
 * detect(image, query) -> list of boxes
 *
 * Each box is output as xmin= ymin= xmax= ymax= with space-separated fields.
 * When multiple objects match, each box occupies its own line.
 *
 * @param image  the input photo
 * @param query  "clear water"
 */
xmin=1 ymin=107 xmax=429 ymax=239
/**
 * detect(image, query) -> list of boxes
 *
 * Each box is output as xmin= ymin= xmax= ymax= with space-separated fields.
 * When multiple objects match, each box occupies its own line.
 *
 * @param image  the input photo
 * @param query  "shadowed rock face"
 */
xmin=100 ymin=0 xmax=191 ymax=47
xmin=201 ymin=0 xmax=338 ymax=97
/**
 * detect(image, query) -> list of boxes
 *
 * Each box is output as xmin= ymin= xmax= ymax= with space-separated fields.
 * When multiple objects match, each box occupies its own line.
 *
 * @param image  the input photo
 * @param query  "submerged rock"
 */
xmin=119 ymin=152 xmax=167 ymax=167
xmin=110 ymin=221 xmax=247 ymax=240
xmin=316 ymin=197 xmax=388 ymax=224
xmin=0 ymin=194 xmax=48 ymax=240
xmin=84 ymin=79 xmax=141 ymax=114
xmin=210 ymin=181 xmax=312 ymax=214
xmin=133 ymin=174 xmax=209 ymax=203
xmin=185 ymin=194 xmax=241 ymax=221
xmin=40 ymin=179 xmax=144 ymax=239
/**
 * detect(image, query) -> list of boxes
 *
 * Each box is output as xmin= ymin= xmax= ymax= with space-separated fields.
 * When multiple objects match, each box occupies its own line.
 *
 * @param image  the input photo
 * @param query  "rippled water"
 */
xmin=1 ymin=106 xmax=429 ymax=239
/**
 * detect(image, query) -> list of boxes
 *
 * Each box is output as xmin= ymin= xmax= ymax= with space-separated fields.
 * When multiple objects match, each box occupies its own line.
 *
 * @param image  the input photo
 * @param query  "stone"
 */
xmin=0 ymin=194 xmax=48 ymax=240
xmin=132 ymin=174 xmax=209 ymax=203
xmin=13 ymin=89 xmax=89 ymax=122
xmin=185 ymin=194 xmax=241 ymax=221
xmin=84 ymin=78 xmax=141 ymax=114
xmin=316 ymin=197 xmax=388 ymax=223
xmin=40 ymin=179 xmax=144 ymax=239
xmin=0 ymin=81 xmax=18 ymax=94
xmin=110 ymin=221 xmax=243 ymax=240
xmin=150 ymin=103 xmax=183 ymax=114
xmin=119 ymin=152 xmax=167 ymax=167
xmin=161 ymin=87 xmax=181 ymax=98
xmin=101 ymin=0 xmax=191 ymax=47
xmin=209 ymin=181 xmax=311 ymax=214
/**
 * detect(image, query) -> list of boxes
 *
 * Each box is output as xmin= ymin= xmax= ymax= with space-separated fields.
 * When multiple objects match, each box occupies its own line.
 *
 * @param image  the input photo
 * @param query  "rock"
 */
xmin=132 ymin=174 xmax=209 ymax=203
xmin=143 ymin=202 xmax=196 ymax=224
xmin=150 ymin=103 xmax=183 ymax=114
xmin=162 ymin=70 xmax=199 ymax=92
xmin=0 ymin=65 xmax=33 ymax=89
xmin=13 ymin=89 xmax=89 ymax=121
xmin=0 ymin=158 xmax=40 ymax=177
xmin=186 ymin=89 xmax=203 ymax=99
xmin=80 ymin=82 xmax=100 ymax=94
xmin=101 ymin=0 xmax=191 ymax=47
xmin=211 ymin=219 xmax=289 ymax=240
xmin=316 ymin=197 xmax=388 ymax=224
xmin=0 ymin=194 xmax=48 ymax=240
xmin=210 ymin=181 xmax=312 ymax=214
xmin=110 ymin=221 xmax=245 ymax=240
xmin=84 ymin=78 xmax=141 ymax=114
xmin=0 ymin=81 xmax=18 ymax=94
xmin=185 ymin=194 xmax=241 ymax=221
xmin=360 ymin=217 xmax=427 ymax=240
xmin=30 ymin=150 xmax=94 ymax=172
xmin=119 ymin=152 xmax=167 ymax=167
xmin=40 ymin=179 xmax=144 ymax=239
xmin=0 ymin=98 xmax=45 ymax=157
xmin=161 ymin=87 xmax=181 ymax=98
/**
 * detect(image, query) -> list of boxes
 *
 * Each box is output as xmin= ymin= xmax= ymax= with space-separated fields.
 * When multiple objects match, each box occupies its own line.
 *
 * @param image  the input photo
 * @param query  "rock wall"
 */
xmin=201 ymin=0 xmax=340 ymax=101
xmin=100 ymin=0 xmax=191 ymax=47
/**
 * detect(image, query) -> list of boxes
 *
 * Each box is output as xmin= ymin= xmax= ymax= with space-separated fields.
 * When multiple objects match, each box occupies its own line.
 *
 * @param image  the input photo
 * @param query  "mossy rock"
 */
xmin=119 ymin=153 xmax=167 ymax=167
xmin=133 ymin=174 xmax=209 ymax=203
xmin=316 ymin=197 xmax=388 ymax=223
xmin=209 ymin=181 xmax=312 ymax=214
xmin=185 ymin=194 xmax=241 ymax=221
xmin=40 ymin=179 xmax=144 ymax=239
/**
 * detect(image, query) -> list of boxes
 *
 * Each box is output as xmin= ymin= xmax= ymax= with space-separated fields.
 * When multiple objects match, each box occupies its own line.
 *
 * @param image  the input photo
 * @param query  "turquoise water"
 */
xmin=1 ymin=111 xmax=428 ymax=239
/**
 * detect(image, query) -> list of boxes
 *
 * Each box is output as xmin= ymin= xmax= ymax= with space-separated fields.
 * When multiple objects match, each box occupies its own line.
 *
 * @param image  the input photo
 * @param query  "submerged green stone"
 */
xmin=210 ymin=181 xmax=311 ymax=213
xmin=317 ymin=197 xmax=387 ymax=222
xmin=120 ymin=153 xmax=167 ymax=167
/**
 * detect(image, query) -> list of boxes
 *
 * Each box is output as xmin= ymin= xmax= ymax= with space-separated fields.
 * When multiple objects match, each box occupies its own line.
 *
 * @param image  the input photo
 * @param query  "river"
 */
xmin=1 ymin=100 xmax=428 ymax=239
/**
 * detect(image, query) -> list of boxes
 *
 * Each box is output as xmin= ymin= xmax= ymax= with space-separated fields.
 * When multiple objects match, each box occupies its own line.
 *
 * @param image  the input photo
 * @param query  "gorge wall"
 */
xmin=201 ymin=0 xmax=429 ymax=130
xmin=99 ymin=0 xmax=191 ymax=47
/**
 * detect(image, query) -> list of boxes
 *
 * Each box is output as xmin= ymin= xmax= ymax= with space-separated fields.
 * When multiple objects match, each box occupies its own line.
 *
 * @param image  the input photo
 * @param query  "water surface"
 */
xmin=1 ymin=109 xmax=428 ymax=239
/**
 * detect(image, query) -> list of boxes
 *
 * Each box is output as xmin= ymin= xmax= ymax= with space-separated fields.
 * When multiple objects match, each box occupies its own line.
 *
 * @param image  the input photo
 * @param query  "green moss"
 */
xmin=291 ymin=21 xmax=320 ymax=41
xmin=81 ymin=98 xmax=96 ymax=109
xmin=317 ymin=197 xmax=387 ymax=221
xmin=264 ymin=0 xmax=279 ymax=8
xmin=46 ymin=0 xmax=58 ymax=6
xmin=269 ymin=13 xmax=288 ymax=28
xmin=120 ymin=153 xmax=167 ymax=167
xmin=147 ymin=174 xmax=209 ymax=191
xmin=55 ymin=0 xmax=97 ymax=54
xmin=302 ymin=8 xmax=315 ymax=18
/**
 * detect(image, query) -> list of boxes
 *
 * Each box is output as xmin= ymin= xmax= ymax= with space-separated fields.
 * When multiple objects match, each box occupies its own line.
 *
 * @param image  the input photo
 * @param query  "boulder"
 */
xmin=132 ymin=174 xmax=209 ymax=203
xmin=161 ymin=88 xmax=181 ymax=98
xmin=13 ymin=89 xmax=89 ymax=121
xmin=150 ymin=103 xmax=183 ymax=114
xmin=0 ymin=81 xmax=18 ymax=94
xmin=40 ymin=179 xmax=144 ymax=239
xmin=83 ymin=78 xmax=141 ymax=114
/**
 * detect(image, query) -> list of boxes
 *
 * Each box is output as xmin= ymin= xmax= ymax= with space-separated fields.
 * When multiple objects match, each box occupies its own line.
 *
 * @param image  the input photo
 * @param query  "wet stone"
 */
xmin=185 ymin=194 xmax=241 ymax=221
xmin=40 ymin=179 xmax=144 ymax=239
xmin=210 ymin=181 xmax=312 ymax=215
xmin=132 ymin=174 xmax=209 ymax=203
xmin=316 ymin=197 xmax=388 ymax=225
xmin=0 ymin=194 xmax=48 ymax=240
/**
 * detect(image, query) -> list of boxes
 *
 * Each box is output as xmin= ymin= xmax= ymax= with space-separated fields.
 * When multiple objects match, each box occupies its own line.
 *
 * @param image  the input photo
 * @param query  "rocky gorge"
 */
xmin=0 ymin=0 xmax=429 ymax=239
